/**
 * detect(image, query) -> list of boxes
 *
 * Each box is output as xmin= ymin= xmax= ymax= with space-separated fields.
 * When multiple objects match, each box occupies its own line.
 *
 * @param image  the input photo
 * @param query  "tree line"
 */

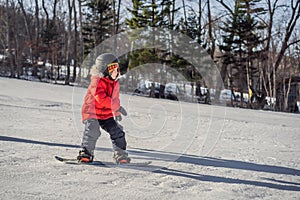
xmin=0 ymin=0 xmax=299 ymax=112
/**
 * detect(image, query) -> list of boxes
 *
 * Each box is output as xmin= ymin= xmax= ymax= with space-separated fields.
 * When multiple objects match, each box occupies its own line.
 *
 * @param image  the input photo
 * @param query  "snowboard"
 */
xmin=54 ymin=156 xmax=152 ymax=167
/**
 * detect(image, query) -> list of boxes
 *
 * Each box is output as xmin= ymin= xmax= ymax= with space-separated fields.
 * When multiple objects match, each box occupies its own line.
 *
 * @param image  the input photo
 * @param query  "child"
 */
xmin=77 ymin=53 xmax=130 ymax=164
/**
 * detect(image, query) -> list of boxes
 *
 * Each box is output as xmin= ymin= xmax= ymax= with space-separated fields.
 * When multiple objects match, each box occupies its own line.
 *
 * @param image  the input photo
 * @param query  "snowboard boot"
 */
xmin=113 ymin=149 xmax=131 ymax=164
xmin=77 ymin=148 xmax=94 ymax=163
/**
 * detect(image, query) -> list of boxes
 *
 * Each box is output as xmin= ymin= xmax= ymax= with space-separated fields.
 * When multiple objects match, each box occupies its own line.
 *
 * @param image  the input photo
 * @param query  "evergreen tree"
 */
xmin=126 ymin=0 xmax=207 ymax=87
xmin=126 ymin=0 xmax=145 ymax=29
xmin=173 ymin=9 xmax=202 ymax=81
xmin=219 ymin=0 xmax=266 ymax=107
xmin=81 ymin=0 xmax=114 ymax=56
xmin=125 ymin=0 xmax=179 ymax=98
xmin=126 ymin=0 xmax=173 ymax=70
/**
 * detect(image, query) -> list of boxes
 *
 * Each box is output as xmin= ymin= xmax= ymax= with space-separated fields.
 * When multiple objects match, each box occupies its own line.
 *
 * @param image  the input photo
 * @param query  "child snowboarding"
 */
xmin=77 ymin=53 xmax=130 ymax=164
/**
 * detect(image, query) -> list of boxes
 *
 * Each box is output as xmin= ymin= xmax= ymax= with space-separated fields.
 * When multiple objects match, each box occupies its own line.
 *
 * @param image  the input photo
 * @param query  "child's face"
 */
xmin=110 ymin=67 xmax=119 ymax=80
xmin=107 ymin=62 xmax=120 ymax=80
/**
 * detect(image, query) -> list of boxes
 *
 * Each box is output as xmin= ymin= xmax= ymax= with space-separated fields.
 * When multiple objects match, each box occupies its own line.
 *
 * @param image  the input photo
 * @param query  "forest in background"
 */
xmin=0 ymin=0 xmax=299 ymax=112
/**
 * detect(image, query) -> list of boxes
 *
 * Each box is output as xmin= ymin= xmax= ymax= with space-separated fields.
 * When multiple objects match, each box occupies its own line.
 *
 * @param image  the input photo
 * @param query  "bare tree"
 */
xmin=18 ymin=0 xmax=32 ymax=57
xmin=261 ymin=0 xmax=280 ymax=109
xmin=72 ymin=0 xmax=78 ymax=82
xmin=116 ymin=0 xmax=122 ymax=34
xmin=34 ymin=0 xmax=39 ymax=43
xmin=263 ymin=0 xmax=300 ymax=110
xmin=77 ymin=0 xmax=83 ymax=82
xmin=65 ymin=0 xmax=74 ymax=85
xmin=30 ymin=0 xmax=39 ymax=77
xmin=5 ymin=0 xmax=14 ymax=77
xmin=196 ymin=0 xmax=202 ymax=44
xmin=182 ymin=0 xmax=188 ymax=32
xmin=274 ymin=0 xmax=300 ymax=73
xmin=207 ymin=0 xmax=215 ymax=60
xmin=282 ymin=57 xmax=292 ymax=112
xmin=171 ymin=0 xmax=176 ymax=30
xmin=42 ymin=0 xmax=49 ymax=28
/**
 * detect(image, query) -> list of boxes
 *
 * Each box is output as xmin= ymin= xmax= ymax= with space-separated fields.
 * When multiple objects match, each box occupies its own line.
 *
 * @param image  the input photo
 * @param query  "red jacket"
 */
xmin=81 ymin=76 xmax=120 ymax=122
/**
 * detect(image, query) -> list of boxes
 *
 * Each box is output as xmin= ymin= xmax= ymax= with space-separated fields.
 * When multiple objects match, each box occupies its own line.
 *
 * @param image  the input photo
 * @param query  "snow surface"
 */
xmin=0 ymin=77 xmax=299 ymax=199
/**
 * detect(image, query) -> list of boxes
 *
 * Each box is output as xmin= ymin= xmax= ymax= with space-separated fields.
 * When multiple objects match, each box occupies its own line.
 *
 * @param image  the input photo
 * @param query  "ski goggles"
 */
xmin=107 ymin=62 xmax=120 ymax=74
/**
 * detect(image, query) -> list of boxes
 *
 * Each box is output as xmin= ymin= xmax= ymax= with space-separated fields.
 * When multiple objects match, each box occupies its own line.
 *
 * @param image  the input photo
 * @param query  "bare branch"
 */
xmin=287 ymin=39 xmax=300 ymax=48
xmin=274 ymin=0 xmax=300 ymax=72
xmin=216 ymin=0 xmax=234 ymax=16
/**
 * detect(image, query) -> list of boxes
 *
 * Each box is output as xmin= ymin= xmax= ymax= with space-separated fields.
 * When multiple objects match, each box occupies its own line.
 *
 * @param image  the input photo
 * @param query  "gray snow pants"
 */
xmin=81 ymin=118 xmax=127 ymax=155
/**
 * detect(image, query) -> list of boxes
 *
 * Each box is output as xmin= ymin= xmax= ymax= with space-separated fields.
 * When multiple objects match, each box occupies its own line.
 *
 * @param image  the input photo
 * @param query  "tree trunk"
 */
xmin=182 ymin=0 xmax=187 ymax=32
xmin=32 ymin=0 xmax=39 ymax=77
xmin=283 ymin=75 xmax=292 ymax=112
xmin=196 ymin=0 xmax=202 ymax=44
xmin=5 ymin=0 xmax=14 ymax=77
xmin=18 ymin=0 xmax=33 ymax=78
xmin=207 ymin=0 xmax=215 ymax=60
xmin=272 ymin=58 xmax=276 ymax=110
xmin=171 ymin=0 xmax=175 ymax=30
xmin=72 ymin=0 xmax=78 ymax=82
xmin=34 ymin=0 xmax=39 ymax=41
xmin=77 ymin=0 xmax=84 ymax=83
xmin=42 ymin=0 xmax=49 ymax=27
xmin=116 ymin=0 xmax=121 ymax=33
xmin=65 ymin=0 xmax=74 ymax=85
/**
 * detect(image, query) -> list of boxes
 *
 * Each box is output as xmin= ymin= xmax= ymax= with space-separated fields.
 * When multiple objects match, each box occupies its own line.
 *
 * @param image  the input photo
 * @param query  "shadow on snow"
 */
xmin=0 ymin=135 xmax=299 ymax=191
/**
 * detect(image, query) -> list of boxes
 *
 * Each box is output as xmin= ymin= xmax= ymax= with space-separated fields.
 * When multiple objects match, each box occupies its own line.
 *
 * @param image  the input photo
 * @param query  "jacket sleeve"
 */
xmin=111 ymin=82 xmax=120 ymax=114
xmin=88 ymin=76 xmax=99 ymax=96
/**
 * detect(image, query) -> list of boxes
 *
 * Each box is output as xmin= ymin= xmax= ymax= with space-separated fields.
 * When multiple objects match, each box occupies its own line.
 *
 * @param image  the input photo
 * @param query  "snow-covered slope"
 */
xmin=0 ymin=77 xmax=299 ymax=199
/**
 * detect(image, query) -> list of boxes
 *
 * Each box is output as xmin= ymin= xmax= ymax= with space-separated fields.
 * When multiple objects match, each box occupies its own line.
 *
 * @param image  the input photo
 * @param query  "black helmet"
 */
xmin=95 ymin=53 xmax=120 ymax=77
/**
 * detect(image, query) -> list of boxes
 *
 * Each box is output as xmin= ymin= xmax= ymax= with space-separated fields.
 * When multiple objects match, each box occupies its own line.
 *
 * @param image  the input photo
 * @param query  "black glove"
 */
xmin=115 ymin=106 xmax=127 ymax=122
xmin=117 ymin=106 xmax=127 ymax=116
xmin=115 ymin=115 xmax=122 ymax=121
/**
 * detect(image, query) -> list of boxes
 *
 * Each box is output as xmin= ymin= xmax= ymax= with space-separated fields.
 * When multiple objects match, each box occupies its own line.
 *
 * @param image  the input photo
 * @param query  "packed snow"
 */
xmin=0 ymin=77 xmax=299 ymax=199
